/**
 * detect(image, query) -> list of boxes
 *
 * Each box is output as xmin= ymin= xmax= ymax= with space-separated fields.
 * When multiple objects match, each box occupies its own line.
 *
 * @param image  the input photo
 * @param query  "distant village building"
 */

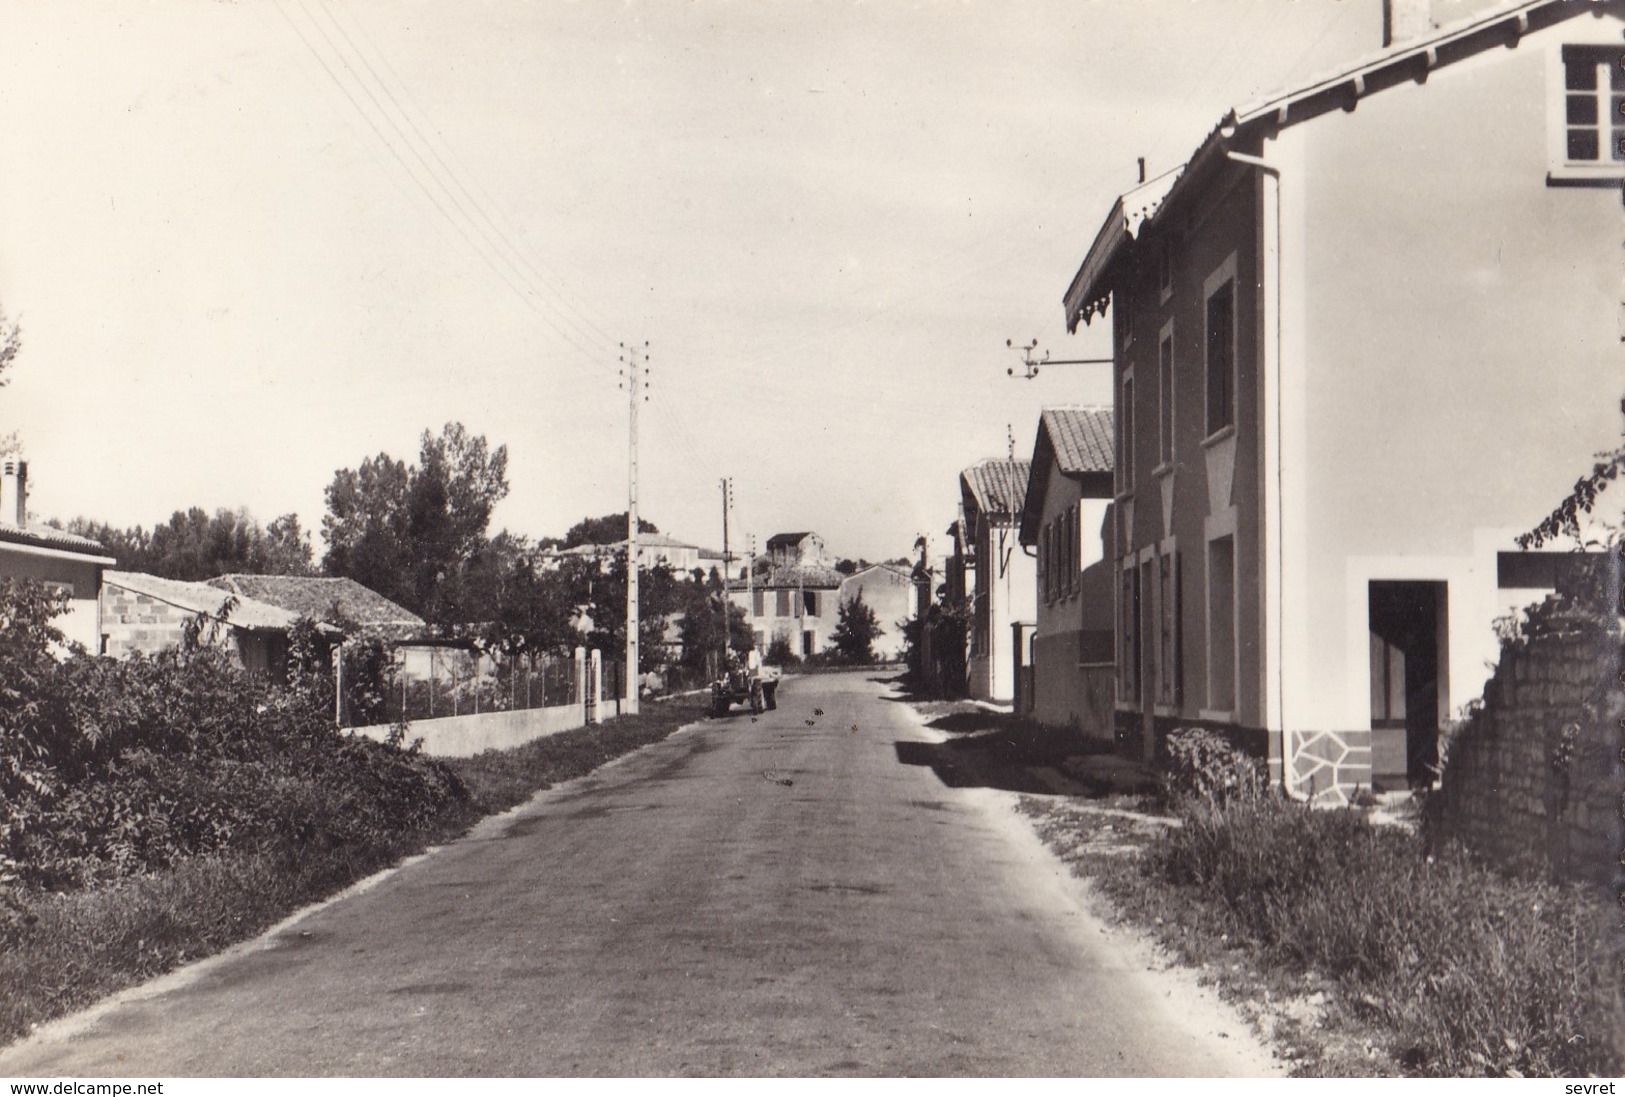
xmin=727 ymin=532 xmax=911 ymax=660
xmin=0 ymin=458 xmax=114 ymax=652
xmin=1017 ymin=408 xmax=1116 ymax=737
xmin=1062 ymin=0 xmax=1624 ymax=802
xmin=958 ymin=458 xmax=1034 ymax=702
xmin=734 ymin=550 xmax=845 ymax=658
xmin=555 ymin=532 xmax=719 ymax=575
xmin=834 ymin=563 xmax=915 ymax=660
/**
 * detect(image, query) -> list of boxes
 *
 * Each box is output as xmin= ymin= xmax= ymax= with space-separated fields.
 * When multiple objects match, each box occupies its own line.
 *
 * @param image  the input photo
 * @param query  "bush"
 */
xmin=1146 ymin=794 xmax=1622 ymax=1076
xmin=764 ymin=636 xmax=799 ymax=667
xmin=0 ymin=581 xmax=469 ymax=892
xmin=1162 ymin=726 xmax=1266 ymax=804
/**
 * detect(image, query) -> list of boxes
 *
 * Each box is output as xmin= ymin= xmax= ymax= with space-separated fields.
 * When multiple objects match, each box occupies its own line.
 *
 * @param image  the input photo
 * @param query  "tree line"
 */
xmin=60 ymin=422 xmax=739 ymax=672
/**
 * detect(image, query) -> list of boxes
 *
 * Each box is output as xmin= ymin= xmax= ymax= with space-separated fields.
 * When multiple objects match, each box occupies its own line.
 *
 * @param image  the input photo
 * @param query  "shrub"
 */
xmin=1163 ymin=726 xmax=1266 ymax=804
xmin=1146 ymin=793 xmax=1622 ymax=1076
xmin=0 ymin=581 xmax=469 ymax=892
xmin=764 ymin=636 xmax=799 ymax=666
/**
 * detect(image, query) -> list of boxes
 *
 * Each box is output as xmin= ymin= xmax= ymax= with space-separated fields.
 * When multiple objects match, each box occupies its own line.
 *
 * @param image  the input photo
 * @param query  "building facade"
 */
xmin=1018 ymin=408 xmax=1117 ymax=738
xmin=1063 ymin=0 xmax=1625 ymax=802
xmin=0 ymin=459 xmax=113 ymax=652
xmin=960 ymin=458 xmax=1035 ymax=702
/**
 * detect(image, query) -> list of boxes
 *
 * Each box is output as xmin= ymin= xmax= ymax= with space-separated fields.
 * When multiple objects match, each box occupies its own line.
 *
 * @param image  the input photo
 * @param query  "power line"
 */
xmin=312 ymin=0 xmax=626 ymax=354
xmin=273 ymin=0 xmax=621 ymax=383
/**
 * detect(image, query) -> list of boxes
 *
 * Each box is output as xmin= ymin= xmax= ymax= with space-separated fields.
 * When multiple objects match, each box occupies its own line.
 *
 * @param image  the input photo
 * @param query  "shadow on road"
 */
xmin=893 ymin=710 xmax=1161 ymax=799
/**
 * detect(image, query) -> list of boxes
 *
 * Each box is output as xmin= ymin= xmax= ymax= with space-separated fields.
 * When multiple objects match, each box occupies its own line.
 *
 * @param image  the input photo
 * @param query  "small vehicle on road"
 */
xmin=707 ymin=663 xmax=779 ymax=718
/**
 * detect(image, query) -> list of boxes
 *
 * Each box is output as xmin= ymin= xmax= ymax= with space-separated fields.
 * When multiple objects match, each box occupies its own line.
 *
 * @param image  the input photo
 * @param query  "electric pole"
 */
xmin=719 ymin=476 xmax=732 ymax=676
xmin=745 ymin=533 xmax=756 ymax=654
xmin=621 ymin=341 xmax=648 ymax=715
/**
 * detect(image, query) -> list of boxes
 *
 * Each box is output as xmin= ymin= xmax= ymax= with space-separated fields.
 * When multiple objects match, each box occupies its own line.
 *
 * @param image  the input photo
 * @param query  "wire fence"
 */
xmin=339 ymin=644 xmax=642 ymax=726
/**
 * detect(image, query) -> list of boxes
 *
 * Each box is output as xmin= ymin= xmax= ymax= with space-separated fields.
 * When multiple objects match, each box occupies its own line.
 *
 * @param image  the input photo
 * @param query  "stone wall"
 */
xmin=1287 ymin=728 xmax=1374 ymax=808
xmin=1425 ymin=599 xmax=1623 ymax=888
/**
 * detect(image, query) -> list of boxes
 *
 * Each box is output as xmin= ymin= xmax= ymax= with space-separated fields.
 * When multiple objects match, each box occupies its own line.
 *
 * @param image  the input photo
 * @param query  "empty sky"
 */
xmin=0 ymin=1 xmax=1378 ymax=561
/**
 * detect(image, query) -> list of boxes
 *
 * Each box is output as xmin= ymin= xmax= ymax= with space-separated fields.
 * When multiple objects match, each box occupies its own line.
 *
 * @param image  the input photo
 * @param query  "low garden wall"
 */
xmin=350 ymin=701 xmax=590 ymax=758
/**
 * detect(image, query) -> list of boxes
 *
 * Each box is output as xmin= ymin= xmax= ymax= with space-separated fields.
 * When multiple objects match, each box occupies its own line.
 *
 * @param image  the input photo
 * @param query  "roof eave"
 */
xmin=1233 ymin=0 xmax=1566 ymax=136
xmin=1063 ymin=196 xmax=1127 ymax=333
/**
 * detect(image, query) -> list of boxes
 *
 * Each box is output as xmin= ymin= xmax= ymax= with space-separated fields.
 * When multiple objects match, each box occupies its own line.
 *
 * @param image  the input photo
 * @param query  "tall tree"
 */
xmin=63 ymin=508 xmax=314 ymax=580
xmin=557 ymin=511 xmax=660 ymax=549
xmin=830 ymin=591 xmax=881 ymax=664
xmin=320 ymin=453 xmax=412 ymax=605
xmin=321 ymin=423 xmax=510 ymax=623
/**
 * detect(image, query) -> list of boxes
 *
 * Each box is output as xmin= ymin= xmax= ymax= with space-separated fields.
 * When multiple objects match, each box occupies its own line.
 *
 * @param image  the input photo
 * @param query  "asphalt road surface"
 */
xmin=0 ymin=670 xmax=1274 ymax=1077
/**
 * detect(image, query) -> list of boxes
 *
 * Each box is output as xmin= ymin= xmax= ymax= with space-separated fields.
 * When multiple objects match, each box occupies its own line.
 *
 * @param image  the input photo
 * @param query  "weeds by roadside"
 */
xmin=1021 ymin=791 xmax=1623 ymax=1078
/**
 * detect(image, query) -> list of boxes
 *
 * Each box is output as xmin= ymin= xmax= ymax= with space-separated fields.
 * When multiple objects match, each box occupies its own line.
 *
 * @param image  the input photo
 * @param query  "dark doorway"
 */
xmin=1368 ymin=580 xmax=1447 ymax=789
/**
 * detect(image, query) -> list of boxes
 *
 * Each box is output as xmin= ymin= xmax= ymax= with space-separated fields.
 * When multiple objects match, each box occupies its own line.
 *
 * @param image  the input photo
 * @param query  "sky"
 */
xmin=0 ymin=0 xmax=1382 ymax=563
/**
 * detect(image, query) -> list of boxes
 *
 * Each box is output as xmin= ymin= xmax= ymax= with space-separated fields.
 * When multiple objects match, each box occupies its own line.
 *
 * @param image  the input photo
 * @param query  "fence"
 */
xmin=344 ymin=646 xmax=637 ymax=724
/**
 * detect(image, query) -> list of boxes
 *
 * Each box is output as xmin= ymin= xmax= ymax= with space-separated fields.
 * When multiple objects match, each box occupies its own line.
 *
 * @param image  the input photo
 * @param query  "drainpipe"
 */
xmin=1225 ymin=148 xmax=1301 ymax=801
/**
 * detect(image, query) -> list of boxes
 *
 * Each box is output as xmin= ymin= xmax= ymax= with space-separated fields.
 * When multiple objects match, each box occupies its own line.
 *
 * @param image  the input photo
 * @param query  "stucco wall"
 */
xmin=1278 ymin=16 xmax=1623 ymax=735
xmin=837 ymin=567 xmax=913 ymax=659
xmin=1115 ymin=168 xmax=1263 ymax=736
xmin=972 ymin=520 xmax=1035 ymax=702
xmin=349 ymin=701 xmax=589 ymax=758
xmin=0 ymin=548 xmax=104 ymax=652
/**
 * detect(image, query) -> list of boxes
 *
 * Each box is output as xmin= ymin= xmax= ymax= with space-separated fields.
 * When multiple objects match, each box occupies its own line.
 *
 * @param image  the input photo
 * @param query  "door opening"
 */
xmin=1368 ymin=580 xmax=1447 ymax=789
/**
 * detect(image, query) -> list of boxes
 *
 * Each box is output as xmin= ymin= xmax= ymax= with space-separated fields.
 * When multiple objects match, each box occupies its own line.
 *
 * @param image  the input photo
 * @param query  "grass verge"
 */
xmin=1019 ymin=794 xmax=1623 ymax=1078
xmin=0 ymin=693 xmax=708 ymax=1048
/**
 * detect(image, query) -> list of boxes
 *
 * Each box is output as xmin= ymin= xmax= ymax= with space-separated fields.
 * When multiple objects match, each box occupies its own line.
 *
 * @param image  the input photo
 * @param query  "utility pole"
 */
xmin=719 ymin=477 xmax=732 ymax=677
xmin=621 ymin=341 xmax=648 ymax=715
xmin=745 ymin=533 xmax=756 ymax=654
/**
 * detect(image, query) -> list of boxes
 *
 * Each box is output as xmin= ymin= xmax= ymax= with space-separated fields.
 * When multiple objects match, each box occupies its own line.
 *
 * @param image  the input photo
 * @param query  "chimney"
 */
xmin=0 ymin=458 xmax=26 ymax=527
xmin=1383 ymin=0 xmax=1435 ymax=46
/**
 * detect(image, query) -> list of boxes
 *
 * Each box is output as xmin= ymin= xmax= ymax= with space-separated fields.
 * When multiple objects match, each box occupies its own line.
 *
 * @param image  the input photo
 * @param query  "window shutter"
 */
xmin=1173 ymin=549 xmax=1184 ymax=708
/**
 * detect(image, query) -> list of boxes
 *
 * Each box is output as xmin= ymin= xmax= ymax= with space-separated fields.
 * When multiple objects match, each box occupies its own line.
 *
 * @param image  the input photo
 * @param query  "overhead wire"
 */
xmin=313 ymin=0 xmax=626 ymax=355
xmin=274 ymin=0 xmax=622 ymax=386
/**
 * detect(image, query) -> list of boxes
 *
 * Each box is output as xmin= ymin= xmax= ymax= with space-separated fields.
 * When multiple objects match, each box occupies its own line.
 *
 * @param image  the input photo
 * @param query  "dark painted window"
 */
xmin=1205 ymin=280 xmax=1234 ymax=435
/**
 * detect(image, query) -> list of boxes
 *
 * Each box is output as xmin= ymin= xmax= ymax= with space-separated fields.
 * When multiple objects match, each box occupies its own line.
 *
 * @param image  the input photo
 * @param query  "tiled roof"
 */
xmin=765 ymin=532 xmax=815 ymax=547
xmin=0 ymin=522 xmax=115 ymax=559
xmin=1020 ymin=408 xmax=1116 ymax=545
xmin=960 ymin=458 xmax=1030 ymax=520
xmin=1042 ymin=407 xmax=1115 ymax=474
xmin=208 ymin=574 xmax=425 ymax=632
xmin=106 ymin=570 xmax=300 ymax=632
xmin=559 ymin=532 xmax=702 ymax=555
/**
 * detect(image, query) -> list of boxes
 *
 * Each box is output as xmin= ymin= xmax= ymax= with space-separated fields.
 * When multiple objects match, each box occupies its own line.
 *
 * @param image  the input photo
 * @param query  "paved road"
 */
xmin=0 ymin=670 xmax=1273 ymax=1077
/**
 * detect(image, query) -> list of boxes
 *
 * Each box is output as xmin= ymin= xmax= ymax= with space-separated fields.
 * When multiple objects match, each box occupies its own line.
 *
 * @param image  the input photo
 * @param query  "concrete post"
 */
xmin=588 ymin=648 xmax=603 ymax=725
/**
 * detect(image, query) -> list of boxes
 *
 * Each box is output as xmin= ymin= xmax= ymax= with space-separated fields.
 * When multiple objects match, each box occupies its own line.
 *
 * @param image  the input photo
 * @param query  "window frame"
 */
xmin=1203 ymin=534 xmax=1238 ymax=720
xmin=1119 ymin=367 xmax=1136 ymax=495
xmin=1157 ymin=320 xmax=1176 ymax=470
xmin=1204 ymin=264 xmax=1237 ymax=440
xmin=1549 ymin=42 xmax=1625 ymax=185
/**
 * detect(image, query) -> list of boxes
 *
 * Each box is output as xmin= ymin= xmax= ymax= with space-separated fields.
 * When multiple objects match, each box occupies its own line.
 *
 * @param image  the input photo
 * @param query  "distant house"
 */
xmin=1061 ymin=0 xmax=1624 ymax=801
xmin=765 ymin=532 xmax=827 ymax=569
xmin=836 ymin=563 xmax=914 ymax=660
xmin=959 ymin=458 xmax=1034 ymax=703
xmin=1017 ymin=408 xmax=1116 ymax=738
xmin=732 ymin=556 xmax=845 ymax=657
xmin=102 ymin=570 xmax=302 ymax=679
xmin=555 ymin=532 xmax=719 ymax=575
xmin=0 ymin=458 xmax=114 ymax=652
